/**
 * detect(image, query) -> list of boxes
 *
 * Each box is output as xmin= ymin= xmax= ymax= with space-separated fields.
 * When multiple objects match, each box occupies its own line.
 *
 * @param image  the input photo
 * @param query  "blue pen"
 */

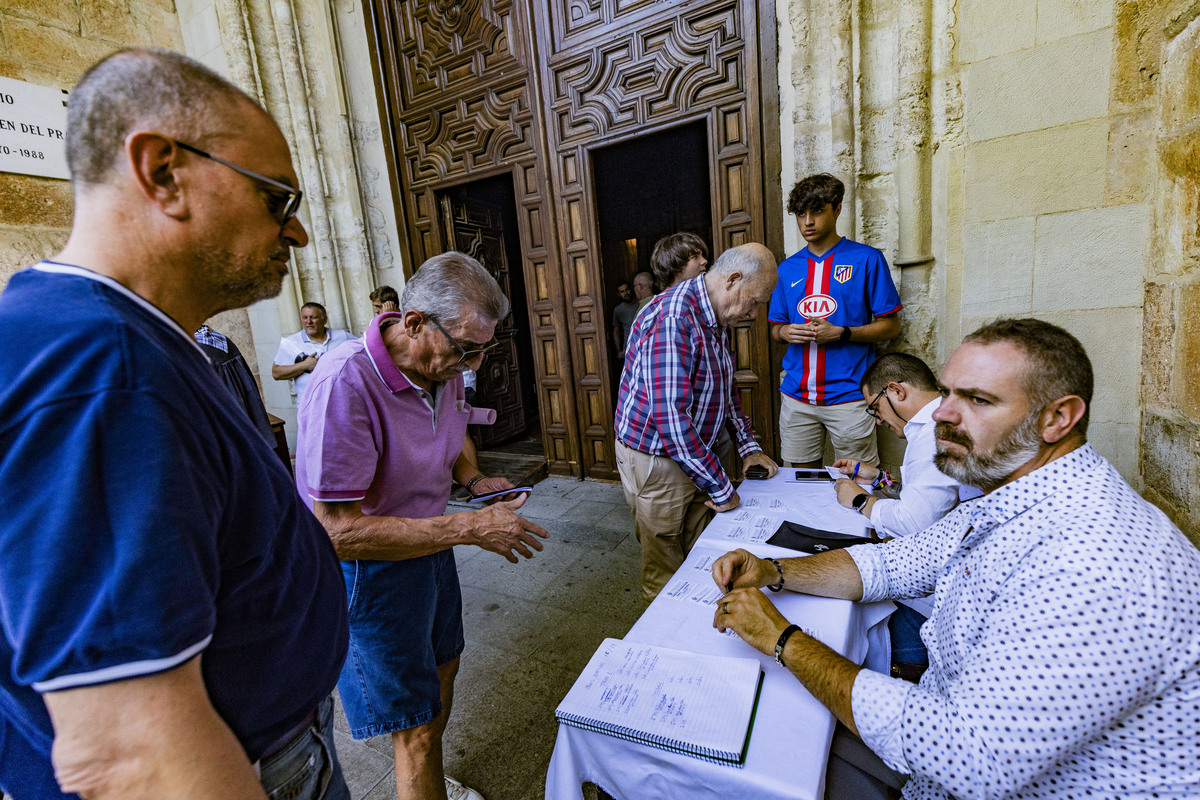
xmin=851 ymin=461 xmax=861 ymax=481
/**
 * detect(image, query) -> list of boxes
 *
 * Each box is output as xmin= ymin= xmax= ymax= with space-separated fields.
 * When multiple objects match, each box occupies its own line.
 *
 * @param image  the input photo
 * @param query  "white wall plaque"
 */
xmin=0 ymin=76 xmax=70 ymax=180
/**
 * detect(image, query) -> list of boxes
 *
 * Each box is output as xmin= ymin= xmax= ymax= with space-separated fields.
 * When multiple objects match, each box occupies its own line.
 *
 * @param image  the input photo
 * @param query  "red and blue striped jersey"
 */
xmin=768 ymin=237 xmax=901 ymax=405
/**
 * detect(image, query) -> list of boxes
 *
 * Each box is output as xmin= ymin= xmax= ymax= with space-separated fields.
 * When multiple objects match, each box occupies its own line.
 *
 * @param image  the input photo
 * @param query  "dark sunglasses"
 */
xmin=426 ymin=315 xmax=501 ymax=365
xmin=174 ymin=141 xmax=303 ymax=227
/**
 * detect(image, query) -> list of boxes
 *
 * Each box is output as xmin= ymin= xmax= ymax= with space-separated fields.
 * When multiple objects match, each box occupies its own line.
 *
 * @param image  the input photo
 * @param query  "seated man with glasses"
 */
xmin=830 ymin=352 xmax=981 ymax=681
xmin=294 ymin=251 xmax=548 ymax=800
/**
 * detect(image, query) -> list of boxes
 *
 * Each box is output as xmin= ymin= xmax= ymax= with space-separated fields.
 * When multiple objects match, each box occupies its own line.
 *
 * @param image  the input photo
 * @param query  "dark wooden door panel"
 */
xmin=363 ymin=0 xmax=581 ymax=475
xmin=530 ymin=0 xmax=774 ymax=477
xmin=364 ymin=0 xmax=777 ymax=478
xmin=440 ymin=195 xmax=530 ymax=446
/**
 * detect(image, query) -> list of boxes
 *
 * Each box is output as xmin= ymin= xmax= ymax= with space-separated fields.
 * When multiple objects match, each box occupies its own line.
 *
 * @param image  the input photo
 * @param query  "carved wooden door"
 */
xmin=440 ymin=195 xmax=530 ymax=446
xmin=363 ymin=0 xmax=582 ymax=475
xmin=528 ymin=0 xmax=775 ymax=479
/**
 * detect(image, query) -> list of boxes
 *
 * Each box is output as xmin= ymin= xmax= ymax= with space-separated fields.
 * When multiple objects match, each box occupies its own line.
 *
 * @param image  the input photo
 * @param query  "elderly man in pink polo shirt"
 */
xmin=295 ymin=252 xmax=549 ymax=800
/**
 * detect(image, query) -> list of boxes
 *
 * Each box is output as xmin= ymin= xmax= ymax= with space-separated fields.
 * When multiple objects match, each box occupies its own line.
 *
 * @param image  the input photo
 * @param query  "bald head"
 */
xmin=704 ymin=243 xmax=778 ymax=326
xmin=67 ymin=48 xmax=262 ymax=186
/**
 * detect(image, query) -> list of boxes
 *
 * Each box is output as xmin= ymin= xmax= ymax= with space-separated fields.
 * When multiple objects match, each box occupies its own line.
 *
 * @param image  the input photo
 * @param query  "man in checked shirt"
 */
xmin=615 ymin=243 xmax=781 ymax=603
xmin=713 ymin=318 xmax=1200 ymax=799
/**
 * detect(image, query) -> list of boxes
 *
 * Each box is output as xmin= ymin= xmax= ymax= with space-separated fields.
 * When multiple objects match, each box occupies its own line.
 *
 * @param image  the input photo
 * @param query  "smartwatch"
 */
xmin=852 ymin=492 xmax=870 ymax=513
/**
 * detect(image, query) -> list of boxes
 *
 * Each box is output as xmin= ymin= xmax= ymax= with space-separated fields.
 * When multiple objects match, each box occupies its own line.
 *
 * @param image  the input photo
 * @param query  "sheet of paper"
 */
xmin=556 ymin=639 xmax=763 ymax=763
xmin=661 ymin=576 xmax=724 ymax=608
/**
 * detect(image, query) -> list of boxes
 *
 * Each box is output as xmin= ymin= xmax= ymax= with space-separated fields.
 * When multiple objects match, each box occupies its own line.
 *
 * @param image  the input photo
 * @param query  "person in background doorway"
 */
xmin=632 ymin=270 xmax=654 ymax=311
xmin=271 ymin=301 xmax=355 ymax=401
xmin=371 ymin=284 xmax=399 ymax=315
xmin=650 ymin=231 xmax=709 ymax=292
xmin=611 ymin=279 xmax=638 ymax=359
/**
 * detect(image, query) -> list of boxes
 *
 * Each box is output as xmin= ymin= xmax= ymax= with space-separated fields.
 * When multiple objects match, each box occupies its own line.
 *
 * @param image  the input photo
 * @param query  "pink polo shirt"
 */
xmin=295 ymin=313 xmax=495 ymax=520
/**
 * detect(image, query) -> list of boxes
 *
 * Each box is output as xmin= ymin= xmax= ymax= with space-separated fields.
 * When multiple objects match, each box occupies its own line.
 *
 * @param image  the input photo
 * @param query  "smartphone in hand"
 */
xmin=745 ymin=465 xmax=769 ymax=480
xmin=467 ymin=486 xmax=534 ymax=503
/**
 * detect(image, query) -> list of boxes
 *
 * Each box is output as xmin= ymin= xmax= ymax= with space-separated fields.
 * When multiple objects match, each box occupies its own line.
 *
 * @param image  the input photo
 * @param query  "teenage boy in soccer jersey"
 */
xmin=769 ymin=173 xmax=901 ymax=468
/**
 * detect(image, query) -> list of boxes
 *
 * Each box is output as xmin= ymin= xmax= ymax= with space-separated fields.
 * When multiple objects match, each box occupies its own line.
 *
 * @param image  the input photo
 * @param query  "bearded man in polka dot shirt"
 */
xmin=713 ymin=318 xmax=1200 ymax=799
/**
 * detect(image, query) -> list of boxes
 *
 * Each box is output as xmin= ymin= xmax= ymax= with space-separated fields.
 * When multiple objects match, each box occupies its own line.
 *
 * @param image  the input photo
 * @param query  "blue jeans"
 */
xmin=259 ymin=695 xmax=349 ymax=800
xmin=889 ymin=603 xmax=929 ymax=666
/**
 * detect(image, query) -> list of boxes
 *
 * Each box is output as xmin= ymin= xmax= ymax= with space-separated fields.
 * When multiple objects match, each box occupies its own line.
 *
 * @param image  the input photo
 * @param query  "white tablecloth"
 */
xmin=545 ymin=472 xmax=894 ymax=799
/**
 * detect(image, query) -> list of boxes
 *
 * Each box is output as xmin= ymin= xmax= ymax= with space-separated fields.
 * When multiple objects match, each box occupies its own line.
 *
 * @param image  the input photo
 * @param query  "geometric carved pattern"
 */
xmin=535 ymin=0 xmax=773 ymax=477
xmin=392 ymin=0 xmax=522 ymax=108
xmin=367 ymin=0 xmax=582 ymax=476
xmin=403 ymin=84 xmax=533 ymax=185
xmin=549 ymin=2 xmax=743 ymax=143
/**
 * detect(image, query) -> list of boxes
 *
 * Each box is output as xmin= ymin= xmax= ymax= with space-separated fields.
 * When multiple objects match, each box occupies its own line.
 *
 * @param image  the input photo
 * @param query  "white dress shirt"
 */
xmin=846 ymin=444 xmax=1200 ymax=799
xmin=273 ymin=327 xmax=356 ymax=400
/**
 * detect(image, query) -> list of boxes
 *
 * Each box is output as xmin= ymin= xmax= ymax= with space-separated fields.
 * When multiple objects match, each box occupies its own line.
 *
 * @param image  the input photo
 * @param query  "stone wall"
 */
xmin=0 ymin=0 xmax=182 ymax=288
xmin=174 ymin=0 xmax=405 ymax=446
xmin=1122 ymin=0 xmax=1200 ymax=541
xmin=775 ymin=0 xmax=1198 ymax=537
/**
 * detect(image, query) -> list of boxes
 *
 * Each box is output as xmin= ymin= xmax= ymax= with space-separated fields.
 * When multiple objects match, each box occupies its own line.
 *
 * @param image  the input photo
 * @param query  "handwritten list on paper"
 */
xmin=556 ymin=638 xmax=763 ymax=764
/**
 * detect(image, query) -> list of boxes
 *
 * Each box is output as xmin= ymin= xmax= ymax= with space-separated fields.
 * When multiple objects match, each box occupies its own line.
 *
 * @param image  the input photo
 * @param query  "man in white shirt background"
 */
xmin=271 ymin=302 xmax=355 ymax=401
xmin=831 ymin=352 xmax=981 ymax=681
xmin=712 ymin=318 xmax=1200 ymax=800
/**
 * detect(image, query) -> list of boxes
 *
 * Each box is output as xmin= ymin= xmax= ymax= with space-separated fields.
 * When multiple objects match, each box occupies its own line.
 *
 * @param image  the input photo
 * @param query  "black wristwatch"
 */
xmin=852 ymin=492 xmax=870 ymax=513
xmin=839 ymin=325 xmax=852 ymax=342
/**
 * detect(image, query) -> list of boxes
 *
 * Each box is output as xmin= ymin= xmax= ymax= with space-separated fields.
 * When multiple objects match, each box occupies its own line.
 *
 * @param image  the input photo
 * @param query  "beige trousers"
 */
xmin=615 ymin=435 xmax=733 ymax=604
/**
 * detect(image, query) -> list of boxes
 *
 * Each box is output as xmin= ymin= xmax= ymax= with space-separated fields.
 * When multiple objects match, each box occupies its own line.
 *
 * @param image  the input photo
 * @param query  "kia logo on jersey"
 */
xmin=799 ymin=293 xmax=837 ymax=319
xmin=834 ymin=264 xmax=853 ymax=283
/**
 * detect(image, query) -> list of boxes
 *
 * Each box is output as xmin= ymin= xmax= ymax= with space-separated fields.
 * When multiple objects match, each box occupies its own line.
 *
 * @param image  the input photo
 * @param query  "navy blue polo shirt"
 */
xmin=0 ymin=264 xmax=348 ymax=796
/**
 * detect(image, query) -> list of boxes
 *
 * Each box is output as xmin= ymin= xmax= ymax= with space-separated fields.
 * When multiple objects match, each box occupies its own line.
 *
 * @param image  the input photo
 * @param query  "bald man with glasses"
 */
xmin=295 ymin=251 xmax=548 ymax=800
xmin=0 ymin=49 xmax=350 ymax=799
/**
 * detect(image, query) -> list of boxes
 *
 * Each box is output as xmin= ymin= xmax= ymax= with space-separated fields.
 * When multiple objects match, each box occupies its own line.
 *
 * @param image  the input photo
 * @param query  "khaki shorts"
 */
xmin=778 ymin=393 xmax=879 ymax=465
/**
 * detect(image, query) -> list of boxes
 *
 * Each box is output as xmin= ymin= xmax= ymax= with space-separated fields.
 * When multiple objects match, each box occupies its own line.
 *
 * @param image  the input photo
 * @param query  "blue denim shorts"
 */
xmin=337 ymin=551 xmax=465 ymax=738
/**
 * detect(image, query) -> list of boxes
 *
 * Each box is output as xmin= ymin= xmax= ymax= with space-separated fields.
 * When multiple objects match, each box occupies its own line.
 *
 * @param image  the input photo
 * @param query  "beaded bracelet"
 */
xmin=766 ymin=558 xmax=784 ymax=592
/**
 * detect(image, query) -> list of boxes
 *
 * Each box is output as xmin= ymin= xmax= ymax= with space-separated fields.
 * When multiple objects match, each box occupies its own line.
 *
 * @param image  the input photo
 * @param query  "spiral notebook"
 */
xmin=555 ymin=638 xmax=764 ymax=767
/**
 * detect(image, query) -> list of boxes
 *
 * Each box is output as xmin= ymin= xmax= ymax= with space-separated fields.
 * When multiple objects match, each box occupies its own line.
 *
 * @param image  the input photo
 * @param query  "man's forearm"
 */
xmin=271 ymin=362 xmax=309 ymax=381
xmin=779 ymin=632 xmax=863 ymax=735
xmin=315 ymin=501 xmax=466 ymax=560
xmin=846 ymin=315 xmax=900 ymax=344
xmin=782 ymin=549 xmax=865 ymax=600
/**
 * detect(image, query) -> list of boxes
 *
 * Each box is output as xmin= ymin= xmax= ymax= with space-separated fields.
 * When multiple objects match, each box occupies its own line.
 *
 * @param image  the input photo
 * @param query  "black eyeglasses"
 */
xmin=426 ymin=315 xmax=501 ymax=365
xmin=866 ymin=386 xmax=905 ymax=424
xmin=865 ymin=387 xmax=889 ymax=422
xmin=174 ymin=141 xmax=303 ymax=228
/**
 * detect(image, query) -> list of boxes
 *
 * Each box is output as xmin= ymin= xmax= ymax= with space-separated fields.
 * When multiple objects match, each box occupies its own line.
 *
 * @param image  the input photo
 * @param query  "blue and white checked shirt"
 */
xmin=614 ymin=276 xmax=761 ymax=505
xmin=846 ymin=444 xmax=1200 ymax=799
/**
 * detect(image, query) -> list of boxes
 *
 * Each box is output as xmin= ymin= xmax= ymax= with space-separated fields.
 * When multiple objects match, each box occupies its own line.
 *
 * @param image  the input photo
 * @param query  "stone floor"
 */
xmin=331 ymin=476 xmax=644 ymax=800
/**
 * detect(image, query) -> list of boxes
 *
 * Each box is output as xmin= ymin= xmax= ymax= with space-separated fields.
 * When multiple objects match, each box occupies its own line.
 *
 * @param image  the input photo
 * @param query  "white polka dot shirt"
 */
xmin=846 ymin=444 xmax=1200 ymax=799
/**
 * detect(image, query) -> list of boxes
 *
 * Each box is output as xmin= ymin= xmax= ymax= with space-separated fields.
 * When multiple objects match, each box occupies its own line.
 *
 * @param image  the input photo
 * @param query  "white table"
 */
xmin=545 ymin=472 xmax=894 ymax=800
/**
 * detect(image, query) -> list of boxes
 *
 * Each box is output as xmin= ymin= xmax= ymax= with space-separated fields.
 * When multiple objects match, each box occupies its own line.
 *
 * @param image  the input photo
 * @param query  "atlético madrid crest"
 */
xmin=834 ymin=264 xmax=853 ymax=283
